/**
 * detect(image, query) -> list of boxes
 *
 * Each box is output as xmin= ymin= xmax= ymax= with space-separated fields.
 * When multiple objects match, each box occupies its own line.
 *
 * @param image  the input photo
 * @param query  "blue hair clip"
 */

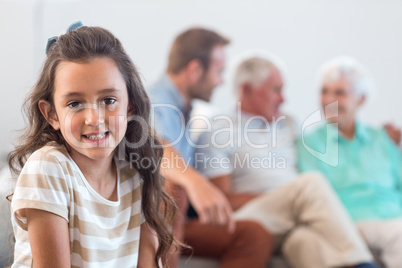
xmin=45 ymin=21 xmax=84 ymax=55
xmin=67 ymin=21 xmax=84 ymax=31
xmin=45 ymin=36 xmax=58 ymax=55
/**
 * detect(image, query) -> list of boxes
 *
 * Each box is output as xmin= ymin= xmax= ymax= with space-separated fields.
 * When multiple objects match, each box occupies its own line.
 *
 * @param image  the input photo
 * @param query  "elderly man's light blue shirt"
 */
xmin=298 ymin=121 xmax=402 ymax=222
xmin=196 ymin=111 xmax=299 ymax=193
xmin=148 ymin=75 xmax=195 ymax=166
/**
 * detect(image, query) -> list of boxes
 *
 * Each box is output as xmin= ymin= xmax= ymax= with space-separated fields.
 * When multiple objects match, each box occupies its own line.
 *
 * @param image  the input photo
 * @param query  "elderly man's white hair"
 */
xmin=318 ymin=56 xmax=376 ymax=99
xmin=232 ymin=51 xmax=287 ymax=97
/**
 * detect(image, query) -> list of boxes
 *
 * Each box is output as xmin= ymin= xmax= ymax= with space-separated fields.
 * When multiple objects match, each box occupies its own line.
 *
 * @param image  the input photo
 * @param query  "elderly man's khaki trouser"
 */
xmin=234 ymin=172 xmax=373 ymax=268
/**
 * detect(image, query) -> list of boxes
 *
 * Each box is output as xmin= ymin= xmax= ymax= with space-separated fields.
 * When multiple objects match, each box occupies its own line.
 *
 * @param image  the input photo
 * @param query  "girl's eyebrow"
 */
xmin=62 ymin=88 xmax=120 ymax=98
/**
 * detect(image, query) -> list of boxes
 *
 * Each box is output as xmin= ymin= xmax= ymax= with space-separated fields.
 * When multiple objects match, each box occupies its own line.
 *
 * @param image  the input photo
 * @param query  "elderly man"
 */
xmin=298 ymin=56 xmax=402 ymax=268
xmin=195 ymin=54 xmax=378 ymax=268
xmin=148 ymin=28 xmax=272 ymax=268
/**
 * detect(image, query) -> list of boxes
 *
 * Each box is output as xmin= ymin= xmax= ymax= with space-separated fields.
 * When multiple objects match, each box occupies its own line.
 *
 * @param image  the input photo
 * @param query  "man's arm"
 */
xmin=384 ymin=123 xmax=402 ymax=146
xmin=160 ymin=143 xmax=235 ymax=232
xmin=210 ymin=174 xmax=259 ymax=211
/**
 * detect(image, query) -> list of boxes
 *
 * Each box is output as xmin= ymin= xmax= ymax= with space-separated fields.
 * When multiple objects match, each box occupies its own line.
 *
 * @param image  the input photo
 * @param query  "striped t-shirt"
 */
xmin=11 ymin=144 xmax=143 ymax=267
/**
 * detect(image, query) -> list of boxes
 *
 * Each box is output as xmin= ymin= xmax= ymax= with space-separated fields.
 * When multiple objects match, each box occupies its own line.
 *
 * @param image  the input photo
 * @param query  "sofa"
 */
xmin=179 ymin=255 xmax=290 ymax=268
xmin=0 ymin=167 xmax=15 ymax=268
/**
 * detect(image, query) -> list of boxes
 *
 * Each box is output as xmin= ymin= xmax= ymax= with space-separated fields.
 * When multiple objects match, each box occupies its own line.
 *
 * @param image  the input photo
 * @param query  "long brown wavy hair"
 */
xmin=8 ymin=26 xmax=176 ymax=267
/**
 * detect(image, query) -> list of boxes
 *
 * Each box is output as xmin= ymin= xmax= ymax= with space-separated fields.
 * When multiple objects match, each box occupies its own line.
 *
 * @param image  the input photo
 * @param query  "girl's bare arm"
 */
xmin=138 ymin=222 xmax=159 ymax=268
xmin=25 ymin=208 xmax=70 ymax=268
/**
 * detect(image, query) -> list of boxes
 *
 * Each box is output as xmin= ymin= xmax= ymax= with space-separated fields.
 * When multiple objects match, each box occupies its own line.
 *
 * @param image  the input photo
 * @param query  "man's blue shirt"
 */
xmin=148 ymin=75 xmax=195 ymax=166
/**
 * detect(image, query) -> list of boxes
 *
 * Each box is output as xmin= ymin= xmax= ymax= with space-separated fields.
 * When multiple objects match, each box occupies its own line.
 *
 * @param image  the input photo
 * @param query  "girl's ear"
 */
xmin=127 ymin=107 xmax=135 ymax=116
xmin=127 ymin=105 xmax=135 ymax=118
xmin=38 ymin=100 xmax=60 ymax=130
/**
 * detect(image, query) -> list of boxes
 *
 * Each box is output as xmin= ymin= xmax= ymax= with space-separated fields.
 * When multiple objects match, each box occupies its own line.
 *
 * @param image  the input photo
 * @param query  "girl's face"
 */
xmin=45 ymin=57 xmax=130 ymax=163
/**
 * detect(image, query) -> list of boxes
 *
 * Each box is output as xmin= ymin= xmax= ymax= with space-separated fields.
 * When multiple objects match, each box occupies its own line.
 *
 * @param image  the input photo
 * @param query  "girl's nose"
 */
xmin=85 ymin=105 xmax=105 ymax=126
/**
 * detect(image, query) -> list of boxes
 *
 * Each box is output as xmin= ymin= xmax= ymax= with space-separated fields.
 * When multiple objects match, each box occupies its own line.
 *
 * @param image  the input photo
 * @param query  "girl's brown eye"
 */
xmin=68 ymin=101 xmax=82 ymax=108
xmin=102 ymin=98 xmax=116 ymax=105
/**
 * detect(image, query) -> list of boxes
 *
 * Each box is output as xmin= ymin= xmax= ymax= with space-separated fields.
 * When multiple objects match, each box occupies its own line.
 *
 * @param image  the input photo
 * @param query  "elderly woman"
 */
xmin=298 ymin=56 xmax=402 ymax=268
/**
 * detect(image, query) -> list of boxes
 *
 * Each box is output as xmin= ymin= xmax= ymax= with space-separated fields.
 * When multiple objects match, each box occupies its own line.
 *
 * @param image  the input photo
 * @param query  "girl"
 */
xmin=8 ymin=23 xmax=175 ymax=267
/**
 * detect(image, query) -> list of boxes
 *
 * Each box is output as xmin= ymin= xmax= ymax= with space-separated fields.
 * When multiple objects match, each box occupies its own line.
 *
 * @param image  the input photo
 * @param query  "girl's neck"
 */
xmin=70 ymin=151 xmax=118 ymax=201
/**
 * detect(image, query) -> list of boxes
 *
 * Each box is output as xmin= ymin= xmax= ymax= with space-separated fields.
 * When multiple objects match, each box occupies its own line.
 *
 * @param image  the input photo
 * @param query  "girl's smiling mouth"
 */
xmin=82 ymin=131 xmax=110 ymax=144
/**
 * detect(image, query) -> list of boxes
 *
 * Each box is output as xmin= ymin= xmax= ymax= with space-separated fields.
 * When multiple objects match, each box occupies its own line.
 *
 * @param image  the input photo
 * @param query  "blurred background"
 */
xmin=1 ymin=0 xmax=401 ymax=169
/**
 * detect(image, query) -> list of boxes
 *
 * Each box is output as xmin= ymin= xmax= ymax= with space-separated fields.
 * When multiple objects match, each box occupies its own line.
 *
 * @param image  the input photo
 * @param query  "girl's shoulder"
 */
xmin=28 ymin=142 xmax=70 ymax=163
xmin=114 ymin=157 xmax=142 ymax=185
xmin=22 ymin=143 xmax=73 ymax=178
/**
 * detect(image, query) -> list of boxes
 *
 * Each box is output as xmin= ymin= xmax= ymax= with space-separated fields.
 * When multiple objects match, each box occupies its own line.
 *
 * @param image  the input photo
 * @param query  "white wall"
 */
xmin=1 ymin=0 xmax=401 ymax=168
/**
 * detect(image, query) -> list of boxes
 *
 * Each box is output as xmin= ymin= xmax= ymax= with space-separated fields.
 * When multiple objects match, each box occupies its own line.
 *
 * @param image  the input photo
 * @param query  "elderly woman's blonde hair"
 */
xmin=317 ymin=56 xmax=376 ymax=99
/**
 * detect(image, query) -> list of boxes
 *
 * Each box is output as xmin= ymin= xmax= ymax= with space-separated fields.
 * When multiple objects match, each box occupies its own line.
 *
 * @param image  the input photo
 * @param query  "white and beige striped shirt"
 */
xmin=11 ymin=144 xmax=143 ymax=267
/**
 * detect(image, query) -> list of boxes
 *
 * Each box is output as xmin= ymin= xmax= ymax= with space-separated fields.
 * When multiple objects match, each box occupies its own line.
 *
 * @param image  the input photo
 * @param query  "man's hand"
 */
xmin=210 ymin=174 xmax=259 ymax=211
xmin=384 ymin=123 xmax=401 ymax=146
xmin=160 ymin=142 xmax=235 ymax=232
xmin=184 ymin=173 xmax=235 ymax=233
